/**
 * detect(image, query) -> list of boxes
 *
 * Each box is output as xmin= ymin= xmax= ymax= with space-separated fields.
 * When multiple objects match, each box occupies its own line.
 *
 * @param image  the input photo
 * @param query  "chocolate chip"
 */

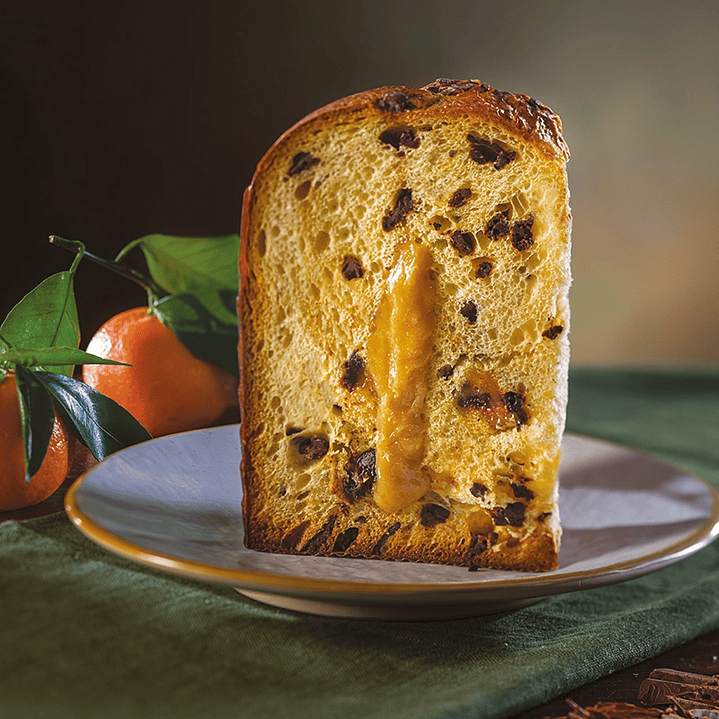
xmin=371 ymin=521 xmax=401 ymax=555
xmin=288 ymin=151 xmax=320 ymax=176
xmin=303 ymin=514 xmax=339 ymax=553
xmin=281 ymin=520 xmax=311 ymax=551
xmin=332 ymin=526 xmax=360 ymax=553
xmin=341 ymin=449 xmax=376 ymax=502
xmin=341 ymin=352 xmax=364 ymax=391
xmin=503 ymin=391 xmax=530 ymax=425
xmin=450 ymin=229 xmax=475 ymax=255
xmin=542 ymin=325 xmax=564 ymax=340
xmin=470 ymin=483 xmax=487 ymax=498
xmin=486 ymin=212 xmax=510 ymax=240
xmin=382 ymin=189 xmax=414 ymax=231
xmin=379 ymin=127 xmax=420 ymax=150
xmin=297 ymin=436 xmax=329 ymax=460
xmin=465 ymin=531 xmax=498 ymax=569
xmin=426 ymin=78 xmax=479 ymax=95
xmin=342 ymin=256 xmax=364 ymax=280
xmin=375 ymin=90 xmax=415 ymax=112
xmin=420 ymin=503 xmax=450 ymax=528
xmin=493 ymin=502 xmax=526 ymax=527
xmin=438 ymin=364 xmax=454 ymax=379
xmin=467 ymin=135 xmax=516 ymax=170
xmin=448 ymin=188 xmax=472 ymax=208
xmin=458 ymin=391 xmax=491 ymax=409
xmin=460 ymin=301 xmax=478 ymax=324
xmin=511 ymin=483 xmax=534 ymax=501
xmin=511 ymin=215 xmax=534 ymax=252
xmin=475 ymin=261 xmax=493 ymax=279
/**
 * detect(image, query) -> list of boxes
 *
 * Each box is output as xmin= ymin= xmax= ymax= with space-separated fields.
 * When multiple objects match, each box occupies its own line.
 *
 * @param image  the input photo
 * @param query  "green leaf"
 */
xmin=14 ymin=366 xmax=56 ymax=481
xmin=1 ymin=347 xmax=130 ymax=369
xmin=152 ymin=293 xmax=239 ymax=377
xmin=0 ymin=253 xmax=83 ymax=376
xmin=33 ymin=372 xmax=152 ymax=461
xmin=118 ymin=234 xmax=240 ymax=295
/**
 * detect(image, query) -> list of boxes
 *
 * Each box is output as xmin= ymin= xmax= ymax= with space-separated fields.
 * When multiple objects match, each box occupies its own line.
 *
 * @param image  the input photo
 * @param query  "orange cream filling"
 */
xmin=366 ymin=241 xmax=435 ymax=512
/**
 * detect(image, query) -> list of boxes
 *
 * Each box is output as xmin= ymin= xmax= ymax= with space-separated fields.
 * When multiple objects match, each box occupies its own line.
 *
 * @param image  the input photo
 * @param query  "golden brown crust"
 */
xmin=247 ymin=79 xmax=568 ymax=194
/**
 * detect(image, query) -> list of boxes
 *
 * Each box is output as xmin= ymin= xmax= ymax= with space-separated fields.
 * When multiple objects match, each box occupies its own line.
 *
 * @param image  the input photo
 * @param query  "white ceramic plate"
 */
xmin=65 ymin=426 xmax=719 ymax=620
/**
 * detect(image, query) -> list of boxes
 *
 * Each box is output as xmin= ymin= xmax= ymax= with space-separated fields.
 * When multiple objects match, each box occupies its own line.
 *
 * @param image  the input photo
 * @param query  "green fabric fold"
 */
xmin=2 ymin=367 xmax=719 ymax=719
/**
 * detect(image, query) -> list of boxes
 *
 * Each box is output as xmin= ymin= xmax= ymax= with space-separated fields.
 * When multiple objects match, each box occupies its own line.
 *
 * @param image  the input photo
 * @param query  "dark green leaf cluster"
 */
xmin=1 ymin=242 xmax=151 ymax=482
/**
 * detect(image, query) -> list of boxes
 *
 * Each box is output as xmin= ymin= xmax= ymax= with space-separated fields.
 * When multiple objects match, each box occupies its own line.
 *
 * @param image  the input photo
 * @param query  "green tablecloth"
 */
xmin=3 ymin=367 xmax=719 ymax=719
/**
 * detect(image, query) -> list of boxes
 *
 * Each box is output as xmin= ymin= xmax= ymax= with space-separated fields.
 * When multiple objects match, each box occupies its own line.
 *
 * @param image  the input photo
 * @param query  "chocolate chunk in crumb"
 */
xmin=420 ymin=503 xmax=450 ymax=528
xmin=281 ymin=520 xmax=311 ymax=551
xmin=493 ymin=502 xmax=526 ymax=527
xmin=467 ymin=135 xmax=516 ymax=170
xmin=341 ymin=351 xmax=364 ymax=391
xmin=342 ymin=256 xmax=364 ymax=280
xmin=297 ymin=436 xmax=329 ymax=460
xmin=375 ymin=90 xmax=415 ymax=112
xmin=342 ymin=449 xmax=377 ymax=502
xmin=379 ymin=127 xmax=420 ymax=151
xmin=382 ymin=188 xmax=414 ymax=231
xmin=448 ymin=188 xmax=472 ymax=208
xmin=486 ymin=212 xmax=510 ymax=240
xmin=450 ymin=230 xmax=475 ymax=255
xmin=460 ymin=301 xmax=478 ymax=324
xmin=438 ymin=364 xmax=454 ymax=379
xmin=542 ymin=325 xmax=564 ymax=340
xmin=288 ymin=151 xmax=320 ymax=176
xmin=503 ymin=391 xmax=530 ymax=425
xmin=475 ymin=261 xmax=493 ymax=279
xmin=511 ymin=483 xmax=534 ymax=501
xmin=371 ymin=521 xmax=401 ymax=555
xmin=470 ymin=483 xmax=488 ymax=498
xmin=303 ymin=514 xmax=339 ymax=553
xmin=511 ymin=215 xmax=534 ymax=252
xmin=332 ymin=527 xmax=360 ymax=553
xmin=458 ymin=391 xmax=491 ymax=409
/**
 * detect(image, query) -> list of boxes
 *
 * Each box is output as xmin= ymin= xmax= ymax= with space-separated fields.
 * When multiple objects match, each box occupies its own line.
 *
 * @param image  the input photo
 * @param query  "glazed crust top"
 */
xmin=249 ymin=78 xmax=569 ymax=191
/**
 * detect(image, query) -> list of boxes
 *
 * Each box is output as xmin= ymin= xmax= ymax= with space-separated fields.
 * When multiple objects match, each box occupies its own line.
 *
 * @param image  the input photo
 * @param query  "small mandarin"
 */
xmin=82 ymin=307 xmax=238 ymax=437
xmin=0 ymin=375 xmax=71 ymax=512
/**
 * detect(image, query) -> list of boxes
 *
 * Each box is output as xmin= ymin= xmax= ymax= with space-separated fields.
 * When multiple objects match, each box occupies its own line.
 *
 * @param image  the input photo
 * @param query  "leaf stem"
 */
xmin=49 ymin=235 xmax=169 ymax=300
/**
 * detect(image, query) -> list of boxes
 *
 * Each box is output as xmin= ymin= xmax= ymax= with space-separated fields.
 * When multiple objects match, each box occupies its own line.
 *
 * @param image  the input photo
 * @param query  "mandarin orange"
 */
xmin=82 ymin=307 xmax=238 ymax=437
xmin=0 ymin=374 xmax=72 ymax=512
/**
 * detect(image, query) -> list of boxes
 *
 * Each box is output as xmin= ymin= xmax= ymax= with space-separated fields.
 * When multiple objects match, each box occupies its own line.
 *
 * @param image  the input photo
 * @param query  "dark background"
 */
xmin=2 ymin=0 xmax=718 ymax=365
